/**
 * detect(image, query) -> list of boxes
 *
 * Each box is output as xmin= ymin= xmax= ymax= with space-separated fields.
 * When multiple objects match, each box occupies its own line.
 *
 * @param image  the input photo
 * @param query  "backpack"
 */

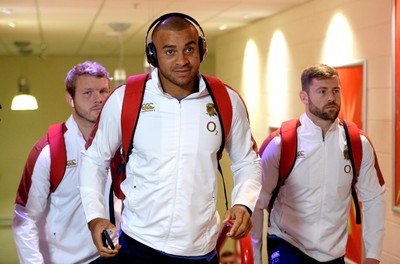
xmin=259 ymin=118 xmax=373 ymax=225
xmin=15 ymin=122 xmax=68 ymax=207
xmin=46 ymin=122 xmax=120 ymax=224
xmin=87 ymin=73 xmax=235 ymax=210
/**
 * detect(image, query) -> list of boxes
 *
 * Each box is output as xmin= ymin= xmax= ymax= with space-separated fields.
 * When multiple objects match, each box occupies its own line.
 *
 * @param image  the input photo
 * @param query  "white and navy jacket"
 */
xmin=79 ymin=69 xmax=262 ymax=256
xmin=251 ymin=113 xmax=386 ymax=263
xmin=13 ymin=116 xmax=101 ymax=264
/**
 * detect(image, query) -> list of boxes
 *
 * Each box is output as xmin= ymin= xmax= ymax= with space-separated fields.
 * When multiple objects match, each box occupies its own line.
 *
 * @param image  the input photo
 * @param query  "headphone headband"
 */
xmin=144 ymin=12 xmax=207 ymax=67
xmin=145 ymin=12 xmax=206 ymax=47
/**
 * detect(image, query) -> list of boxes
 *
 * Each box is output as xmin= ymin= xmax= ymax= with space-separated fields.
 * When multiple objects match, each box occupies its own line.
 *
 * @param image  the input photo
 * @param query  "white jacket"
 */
xmin=252 ymin=113 xmax=386 ymax=263
xmin=12 ymin=116 xmax=99 ymax=264
xmin=79 ymin=69 xmax=261 ymax=256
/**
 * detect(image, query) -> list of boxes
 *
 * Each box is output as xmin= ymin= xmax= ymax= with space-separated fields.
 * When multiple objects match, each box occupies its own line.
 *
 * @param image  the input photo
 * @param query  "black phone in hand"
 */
xmin=102 ymin=229 xmax=116 ymax=249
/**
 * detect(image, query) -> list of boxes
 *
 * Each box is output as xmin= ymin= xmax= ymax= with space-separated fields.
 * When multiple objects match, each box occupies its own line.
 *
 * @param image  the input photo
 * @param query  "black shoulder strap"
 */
xmin=202 ymin=74 xmax=232 ymax=159
xmin=342 ymin=119 xmax=362 ymax=224
xmin=202 ymin=74 xmax=232 ymax=211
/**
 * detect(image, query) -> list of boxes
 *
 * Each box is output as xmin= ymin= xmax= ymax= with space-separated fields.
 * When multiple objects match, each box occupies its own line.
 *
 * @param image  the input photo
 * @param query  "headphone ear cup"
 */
xmin=198 ymin=36 xmax=207 ymax=63
xmin=198 ymin=37 xmax=203 ymax=63
xmin=146 ymin=42 xmax=158 ymax=67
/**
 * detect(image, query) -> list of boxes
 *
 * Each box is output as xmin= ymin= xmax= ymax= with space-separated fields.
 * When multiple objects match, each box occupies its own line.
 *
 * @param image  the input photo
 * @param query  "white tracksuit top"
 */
xmin=79 ymin=69 xmax=262 ymax=256
xmin=252 ymin=113 xmax=386 ymax=263
xmin=12 ymin=116 xmax=99 ymax=264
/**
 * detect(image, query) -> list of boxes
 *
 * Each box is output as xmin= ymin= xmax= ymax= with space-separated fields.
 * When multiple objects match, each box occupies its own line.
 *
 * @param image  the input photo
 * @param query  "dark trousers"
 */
xmin=90 ymin=255 xmax=119 ymax=264
xmin=267 ymin=234 xmax=345 ymax=264
xmin=118 ymin=232 xmax=219 ymax=264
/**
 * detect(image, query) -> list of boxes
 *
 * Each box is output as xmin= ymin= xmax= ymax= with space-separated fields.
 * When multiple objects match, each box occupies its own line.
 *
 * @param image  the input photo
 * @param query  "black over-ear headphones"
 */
xmin=145 ymin=12 xmax=207 ymax=67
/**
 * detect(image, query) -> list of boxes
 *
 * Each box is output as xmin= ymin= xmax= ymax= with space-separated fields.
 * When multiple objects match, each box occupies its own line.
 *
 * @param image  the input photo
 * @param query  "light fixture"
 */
xmin=11 ymin=77 xmax=38 ymax=110
xmin=8 ymin=21 xmax=16 ymax=28
xmin=114 ymin=68 xmax=126 ymax=82
xmin=1 ymin=8 xmax=13 ymax=15
xmin=219 ymin=25 xmax=228 ymax=31
xmin=109 ymin=22 xmax=131 ymax=86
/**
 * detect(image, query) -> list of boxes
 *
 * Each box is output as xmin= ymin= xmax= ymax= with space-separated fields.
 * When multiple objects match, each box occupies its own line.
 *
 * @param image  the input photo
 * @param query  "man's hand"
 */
xmin=88 ymin=218 xmax=121 ymax=258
xmin=222 ymin=204 xmax=252 ymax=240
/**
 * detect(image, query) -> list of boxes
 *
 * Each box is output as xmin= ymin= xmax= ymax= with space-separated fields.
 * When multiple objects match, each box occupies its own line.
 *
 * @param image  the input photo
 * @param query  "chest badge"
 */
xmin=66 ymin=160 xmax=77 ymax=167
xmin=343 ymin=148 xmax=350 ymax=160
xmin=206 ymin=103 xmax=217 ymax=117
xmin=343 ymin=147 xmax=352 ymax=174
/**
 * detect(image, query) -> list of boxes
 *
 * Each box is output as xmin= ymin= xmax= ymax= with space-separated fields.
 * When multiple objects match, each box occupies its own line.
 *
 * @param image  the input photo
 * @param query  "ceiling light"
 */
xmin=1 ymin=8 xmax=13 ymax=15
xmin=8 ymin=21 xmax=16 ymax=28
xmin=114 ymin=68 xmax=126 ymax=82
xmin=109 ymin=23 xmax=131 ymax=32
xmin=219 ymin=25 xmax=228 ymax=31
xmin=11 ymin=77 xmax=38 ymax=110
xmin=14 ymin=41 xmax=30 ymax=49
xmin=108 ymin=23 xmax=131 ymax=85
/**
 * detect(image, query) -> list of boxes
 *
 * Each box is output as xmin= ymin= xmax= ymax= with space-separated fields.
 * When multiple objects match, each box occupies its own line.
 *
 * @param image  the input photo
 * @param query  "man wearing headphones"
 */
xmin=79 ymin=13 xmax=261 ymax=263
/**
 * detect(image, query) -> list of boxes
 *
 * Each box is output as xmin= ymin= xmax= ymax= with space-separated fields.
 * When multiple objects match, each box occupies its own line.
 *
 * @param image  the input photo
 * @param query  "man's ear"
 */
xmin=299 ymin=90 xmax=308 ymax=105
xmin=65 ymin=92 xmax=74 ymax=108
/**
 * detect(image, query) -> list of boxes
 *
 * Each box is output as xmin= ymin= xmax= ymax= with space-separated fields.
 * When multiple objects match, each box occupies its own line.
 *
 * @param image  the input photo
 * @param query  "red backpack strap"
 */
xmin=201 ymin=74 xmax=233 ymax=210
xmin=259 ymin=129 xmax=280 ymax=157
xmin=48 ymin=122 xmax=67 ymax=193
xmin=85 ymin=83 xmax=123 ymax=150
xmin=359 ymin=131 xmax=385 ymax=186
xmin=342 ymin=119 xmax=385 ymax=224
xmin=279 ymin=119 xmax=300 ymax=182
xmin=341 ymin=119 xmax=362 ymax=224
xmin=265 ymin=119 xmax=300 ymax=216
xmin=121 ymin=74 xmax=149 ymax=162
xmin=201 ymin=74 xmax=232 ymax=160
xmin=110 ymin=74 xmax=149 ymax=200
xmin=348 ymin=121 xmax=384 ymax=186
xmin=341 ymin=119 xmax=362 ymax=181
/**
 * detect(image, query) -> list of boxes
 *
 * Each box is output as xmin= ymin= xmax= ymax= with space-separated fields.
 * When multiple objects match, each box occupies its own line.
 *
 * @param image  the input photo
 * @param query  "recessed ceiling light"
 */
xmin=109 ymin=23 xmax=131 ymax=32
xmin=1 ymin=8 xmax=13 ymax=15
xmin=8 ymin=21 xmax=16 ymax=28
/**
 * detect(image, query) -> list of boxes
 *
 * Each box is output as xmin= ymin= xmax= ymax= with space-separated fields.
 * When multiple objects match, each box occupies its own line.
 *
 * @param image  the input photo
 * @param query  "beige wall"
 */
xmin=215 ymin=0 xmax=399 ymax=263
